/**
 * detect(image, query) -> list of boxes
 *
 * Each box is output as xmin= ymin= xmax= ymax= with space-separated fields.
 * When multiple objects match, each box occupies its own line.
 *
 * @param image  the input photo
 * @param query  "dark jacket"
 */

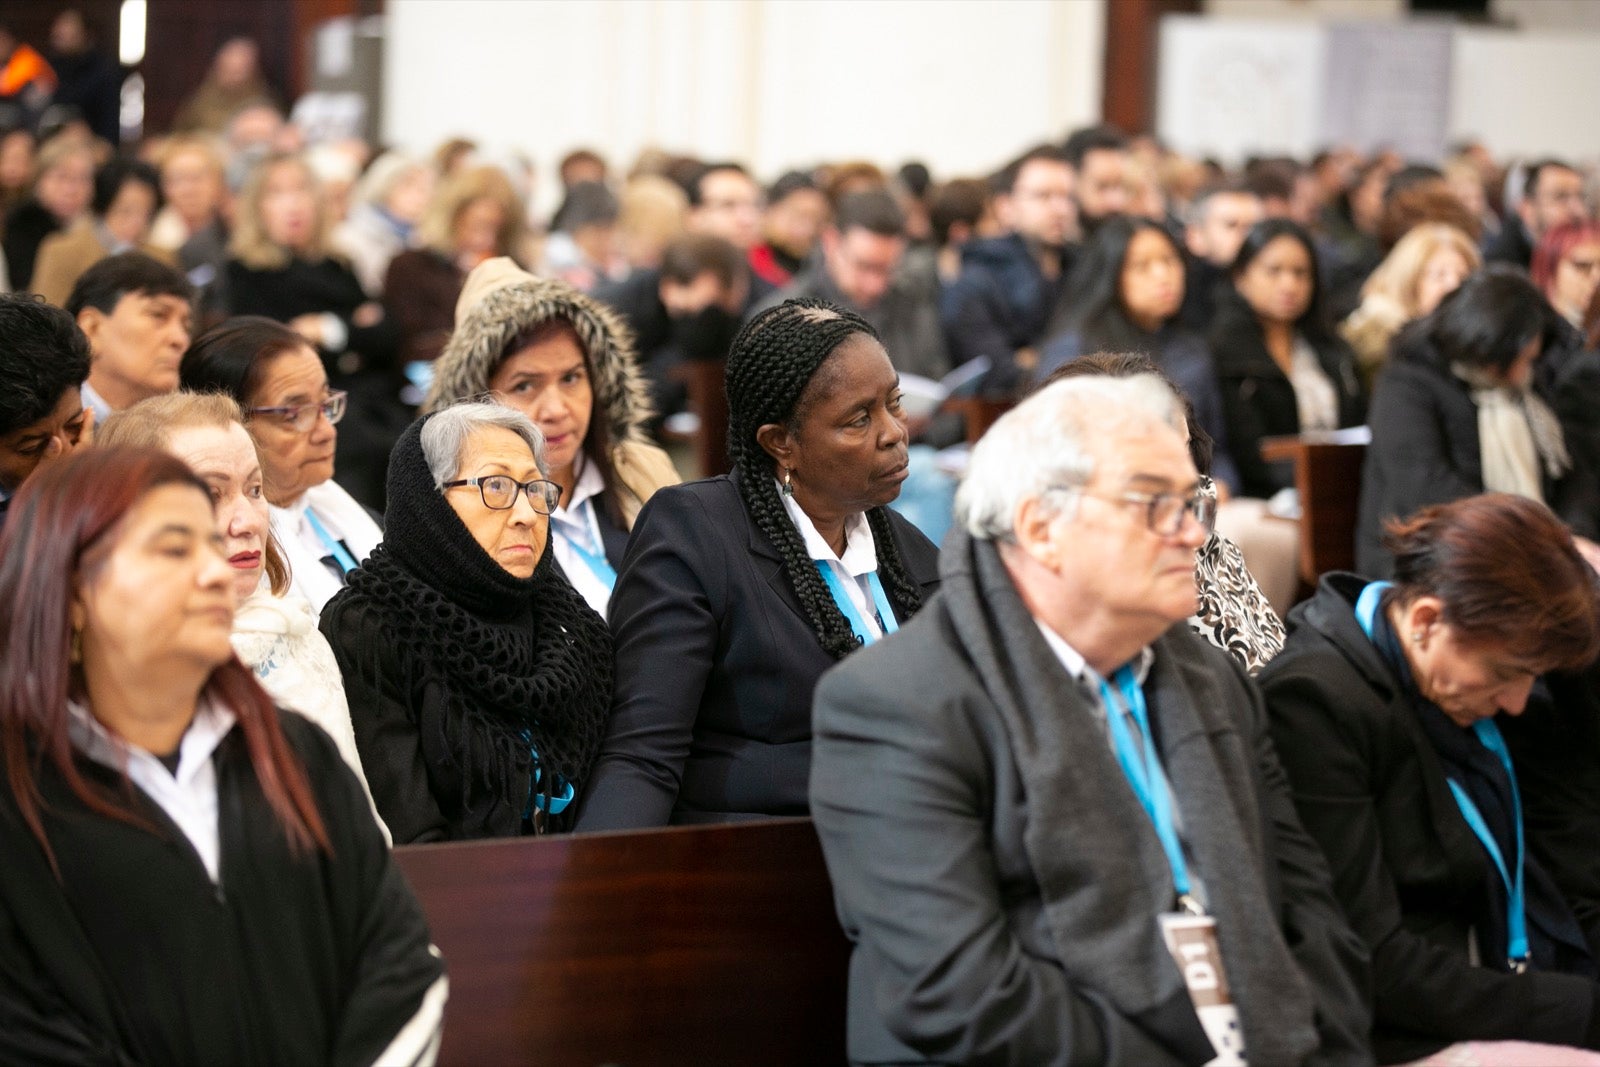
xmin=3 ymin=197 xmax=65 ymax=292
xmin=1484 ymin=219 xmax=1535 ymax=270
xmin=381 ymin=249 xmax=463 ymax=366
xmin=1177 ymin=254 xmax=1229 ymax=333
xmin=1355 ymin=337 xmax=1599 ymax=577
xmin=575 ymin=472 xmax=941 ymax=829
xmin=940 ymin=232 xmax=1071 ymax=393
xmin=1039 ymin=324 xmax=1242 ymax=492
xmin=811 ymin=533 xmax=1372 ymax=1066
xmin=1261 ymin=574 xmax=1600 ymax=1063
xmin=1209 ymin=292 xmax=1365 ymax=498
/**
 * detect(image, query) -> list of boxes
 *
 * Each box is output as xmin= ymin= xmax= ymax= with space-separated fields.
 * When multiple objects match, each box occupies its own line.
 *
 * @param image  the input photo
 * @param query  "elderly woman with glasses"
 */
xmin=181 ymin=316 xmax=380 ymax=614
xmin=320 ymin=402 xmax=614 ymax=843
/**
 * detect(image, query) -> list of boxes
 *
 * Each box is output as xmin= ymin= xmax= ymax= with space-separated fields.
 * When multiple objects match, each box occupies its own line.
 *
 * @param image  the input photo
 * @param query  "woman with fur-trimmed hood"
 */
xmin=426 ymin=257 xmax=679 ymax=614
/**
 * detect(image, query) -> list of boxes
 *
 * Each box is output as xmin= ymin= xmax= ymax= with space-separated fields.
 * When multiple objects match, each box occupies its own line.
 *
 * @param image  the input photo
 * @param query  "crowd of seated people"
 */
xmin=11 ymin=15 xmax=1600 ymax=1065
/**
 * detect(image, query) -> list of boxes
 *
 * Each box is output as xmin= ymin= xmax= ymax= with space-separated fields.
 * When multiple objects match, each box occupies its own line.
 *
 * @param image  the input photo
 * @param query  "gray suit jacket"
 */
xmin=811 ymin=588 xmax=1372 ymax=1065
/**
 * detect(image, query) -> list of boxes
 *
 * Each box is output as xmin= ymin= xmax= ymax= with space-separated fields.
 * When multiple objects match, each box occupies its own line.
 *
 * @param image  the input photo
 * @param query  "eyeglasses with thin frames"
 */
xmin=441 ymin=475 xmax=562 ymax=514
xmin=246 ymin=390 xmax=348 ymax=433
xmin=1051 ymin=484 xmax=1217 ymax=537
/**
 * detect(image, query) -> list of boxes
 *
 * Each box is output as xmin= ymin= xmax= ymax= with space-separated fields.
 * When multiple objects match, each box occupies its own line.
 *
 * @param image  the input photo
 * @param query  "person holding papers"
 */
xmin=576 ymin=298 xmax=940 ymax=829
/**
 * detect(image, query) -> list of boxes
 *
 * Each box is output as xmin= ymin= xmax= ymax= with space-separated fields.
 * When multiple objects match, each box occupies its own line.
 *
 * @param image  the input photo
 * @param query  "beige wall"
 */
xmin=383 ymin=0 xmax=1106 ymax=196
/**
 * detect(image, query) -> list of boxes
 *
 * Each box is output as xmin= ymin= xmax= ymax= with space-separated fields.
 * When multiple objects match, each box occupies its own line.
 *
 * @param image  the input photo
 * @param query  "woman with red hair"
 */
xmin=1533 ymin=222 xmax=1600 ymax=333
xmin=0 ymin=446 xmax=445 ymax=1065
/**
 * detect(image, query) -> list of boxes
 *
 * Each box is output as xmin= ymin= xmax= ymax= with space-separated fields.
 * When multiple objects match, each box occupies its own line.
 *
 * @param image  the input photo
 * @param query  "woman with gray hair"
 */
xmin=319 ymin=402 xmax=614 ymax=842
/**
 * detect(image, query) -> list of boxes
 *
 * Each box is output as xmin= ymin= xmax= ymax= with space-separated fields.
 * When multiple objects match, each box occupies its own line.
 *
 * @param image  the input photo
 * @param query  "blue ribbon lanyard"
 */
xmin=1097 ymin=665 xmax=1199 ymax=913
xmin=562 ymin=499 xmax=617 ymax=592
xmin=1354 ymin=580 xmax=1529 ymax=972
xmin=521 ymin=731 xmax=574 ymax=818
xmin=304 ymin=509 xmax=359 ymax=575
xmin=815 ymin=562 xmax=899 ymax=646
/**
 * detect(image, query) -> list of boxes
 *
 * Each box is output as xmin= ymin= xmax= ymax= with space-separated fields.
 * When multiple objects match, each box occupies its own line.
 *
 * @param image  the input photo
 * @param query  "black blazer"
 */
xmin=574 ymin=472 xmax=941 ymax=829
xmin=1356 ymin=343 xmax=1600 ymax=577
xmin=1209 ymin=292 xmax=1365 ymax=498
xmin=1260 ymin=574 xmax=1600 ymax=1064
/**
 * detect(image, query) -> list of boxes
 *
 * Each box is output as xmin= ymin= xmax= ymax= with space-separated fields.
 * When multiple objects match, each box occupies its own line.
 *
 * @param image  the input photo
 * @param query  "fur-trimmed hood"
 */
xmin=423 ymin=258 xmax=654 ymax=446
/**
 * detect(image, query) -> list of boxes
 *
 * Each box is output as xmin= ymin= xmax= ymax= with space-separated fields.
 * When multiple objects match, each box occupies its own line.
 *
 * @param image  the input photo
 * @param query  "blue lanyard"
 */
xmin=815 ymin=562 xmax=898 ymax=646
xmin=1354 ymin=580 xmax=1529 ymax=971
xmin=1097 ymin=664 xmax=1195 ymax=908
xmin=304 ymin=509 xmax=359 ymax=575
xmin=521 ymin=731 xmax=574 ymax=817
xmin=561 ymin=499 xmax=617 ymax=592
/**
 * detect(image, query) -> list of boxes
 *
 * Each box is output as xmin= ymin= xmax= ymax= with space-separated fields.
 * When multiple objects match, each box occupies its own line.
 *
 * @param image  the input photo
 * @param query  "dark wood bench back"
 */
xmin=393 ymin=818 xmax=849 ymax=1066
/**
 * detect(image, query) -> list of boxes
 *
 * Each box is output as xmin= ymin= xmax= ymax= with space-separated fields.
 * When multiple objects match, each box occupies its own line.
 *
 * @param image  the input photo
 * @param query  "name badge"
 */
xmin=1159 ymin=912 xmax=1247 ymax=1066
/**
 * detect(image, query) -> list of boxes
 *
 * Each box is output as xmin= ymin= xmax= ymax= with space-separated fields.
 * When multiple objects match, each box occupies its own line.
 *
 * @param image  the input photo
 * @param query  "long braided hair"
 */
xmin=725 ymin=297 xmax=926 ymax=660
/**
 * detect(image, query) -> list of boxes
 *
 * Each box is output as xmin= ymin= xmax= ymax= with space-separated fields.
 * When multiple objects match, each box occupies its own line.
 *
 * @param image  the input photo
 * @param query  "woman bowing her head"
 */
xmin=575 ymin=297 xmax=941 ymax=830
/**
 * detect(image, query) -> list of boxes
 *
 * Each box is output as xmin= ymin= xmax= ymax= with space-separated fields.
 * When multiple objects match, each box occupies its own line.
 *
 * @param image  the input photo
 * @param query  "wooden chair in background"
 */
xmin=1259 ymin=426 xmax=1370 ymax=590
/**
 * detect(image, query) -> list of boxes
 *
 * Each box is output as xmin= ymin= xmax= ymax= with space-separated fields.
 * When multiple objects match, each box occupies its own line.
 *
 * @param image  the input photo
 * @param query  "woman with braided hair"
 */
xmin=576 ymin=297 xmax=941 ymax=829
xmin=320 ymin=401 xmax=614 ymax=842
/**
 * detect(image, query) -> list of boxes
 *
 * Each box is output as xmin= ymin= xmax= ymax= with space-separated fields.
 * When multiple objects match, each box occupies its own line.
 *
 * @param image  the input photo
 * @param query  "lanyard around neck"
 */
xmin=1097 ymin=663 xmax=1198 ymax=912
xmin=814 ymin=562 xmax=898 ymax=646
xmin=1354 ymin=580 xmax=1529 ymax=971
xmin=304 ymin=508 xmax=359 ymax=575
xmin=561 ymin=498 xmax=617 ymax=592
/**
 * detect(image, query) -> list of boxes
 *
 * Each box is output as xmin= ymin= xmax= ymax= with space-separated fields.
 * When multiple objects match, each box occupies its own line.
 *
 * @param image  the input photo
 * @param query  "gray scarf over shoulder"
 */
xmin=941 ymin=527 xmax=1322 ymax=1065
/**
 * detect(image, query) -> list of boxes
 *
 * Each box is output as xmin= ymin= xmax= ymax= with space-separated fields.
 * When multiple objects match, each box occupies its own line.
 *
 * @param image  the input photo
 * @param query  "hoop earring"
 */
xmin=781 ymin=467 xmax=794 ymax=497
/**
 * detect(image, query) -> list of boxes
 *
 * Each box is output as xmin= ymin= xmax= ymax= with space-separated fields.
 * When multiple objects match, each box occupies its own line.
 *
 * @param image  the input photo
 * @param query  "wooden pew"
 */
xmin=393 ymin=818 xmax=849 ymax=1066
xmin=1259 ymin=426 xmax=1371 ymax=588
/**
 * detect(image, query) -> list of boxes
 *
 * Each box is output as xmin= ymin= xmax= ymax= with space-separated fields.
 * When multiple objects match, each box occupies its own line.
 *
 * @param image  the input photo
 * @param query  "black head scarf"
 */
xmin=327 ymin=415 xmax=613 ymax=830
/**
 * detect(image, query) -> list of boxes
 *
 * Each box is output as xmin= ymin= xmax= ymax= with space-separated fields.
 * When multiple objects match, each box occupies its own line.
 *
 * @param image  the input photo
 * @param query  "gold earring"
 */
xmin=781 ymin=467 xmax=794 ymax=497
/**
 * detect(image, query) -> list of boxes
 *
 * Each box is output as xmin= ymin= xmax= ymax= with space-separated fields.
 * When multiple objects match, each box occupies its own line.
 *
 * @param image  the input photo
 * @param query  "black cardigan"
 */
xmin=0 ymin=712 xmax=442 ymax=1066
xmin=1260 ymin=574 xmax=1600 ymax=1064
xmin=575 ymin=472 xmax=941 ymax=829
xmin=1208 ymin=292 xmax=1365 ymax=498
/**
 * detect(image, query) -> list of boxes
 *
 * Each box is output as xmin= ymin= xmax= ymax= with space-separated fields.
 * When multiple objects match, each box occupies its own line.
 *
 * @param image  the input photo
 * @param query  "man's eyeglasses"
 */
xmin=1055 ymin=485 xmax=1217 ymax=536
xmin=442 ymin=475 xmax=562 ymax=514
xmin=246 ymin=390 xmax=348 ymax=433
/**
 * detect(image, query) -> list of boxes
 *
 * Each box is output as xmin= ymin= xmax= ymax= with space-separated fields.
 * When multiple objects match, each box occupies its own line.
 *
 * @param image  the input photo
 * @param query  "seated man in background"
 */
xmin=66 ymin=251 xmax=194 ymax=421
xmin=1179 ymin=180 xmax=1264 ymax=332
xmin=0 ymin=293 xmax=92 ymax=524
xmin=811 ymin=374 xmax=1372 ymax=1066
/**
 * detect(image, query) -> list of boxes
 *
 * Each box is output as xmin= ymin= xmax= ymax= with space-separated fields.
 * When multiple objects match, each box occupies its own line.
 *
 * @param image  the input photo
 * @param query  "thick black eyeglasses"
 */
xmin=1056 ymin=486 xmax=1217 ymax=536
xmin=246 ymin=390 xmax=348 ymax=433
xmin=442 ymin=475 xmax=562 ymax=514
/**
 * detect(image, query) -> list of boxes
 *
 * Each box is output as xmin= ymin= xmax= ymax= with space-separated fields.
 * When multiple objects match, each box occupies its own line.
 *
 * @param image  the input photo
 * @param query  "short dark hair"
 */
xmin=767 ymin=169 xmax=817 ymax=206
xmin=92 ymin=157 xmax=162 ymax=217
xmin=0 ymin=294 xmax=91 ymax=437
xmin=549 ymin=180 xmax=618 ymax=233
xmin=992 ymin=144 xmax=1070 ymax=196
xmin=65 ymin=252 xmax=193 ymax=318
xmin=896 ymin=161 xmax=932 ymax=200
xmin=688 ymin=161 xmax=752 ymax=208
xmin=929 ymin=178 xmax=990 ymax=246
xmin=1525 ymin=158 xmax=1578 ymax=200
xmin=1062 ymin=123 xmax=1129 ymax=170
xmin=660 ymin=233 xmax=747 ymax=291
xmin=1188 ymin=179 xmax=1258 ymax=224
xmin=180 ymin=315 xmax=306 ymax=408
xmin=1243 ymin=158 xmax=1300 ymax=203
xmin=832 ymin=188 xmax=905 ymax=238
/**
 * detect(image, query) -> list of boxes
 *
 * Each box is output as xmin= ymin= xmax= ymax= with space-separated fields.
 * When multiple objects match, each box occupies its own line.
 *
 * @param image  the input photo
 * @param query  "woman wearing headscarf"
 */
xmin=425 ymin=257 xmax=678 ymax=616
xmin=1358 ymin=267 xmax=1600 ymax=577
xmin=575 ymin=298 xmax=942 ymax=829
xmin=0 ymin=447 xmax=443 ymax=1065
xmin=321 ymin=402 xmax=614 ymax=843
xmin=1261 ymin=494 xmax=1600 ymax=1064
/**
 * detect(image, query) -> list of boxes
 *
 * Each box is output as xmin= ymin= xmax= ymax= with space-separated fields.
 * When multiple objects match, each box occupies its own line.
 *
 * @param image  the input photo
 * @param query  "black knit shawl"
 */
xmin=326 ymin=417 xmax=613 ymax=829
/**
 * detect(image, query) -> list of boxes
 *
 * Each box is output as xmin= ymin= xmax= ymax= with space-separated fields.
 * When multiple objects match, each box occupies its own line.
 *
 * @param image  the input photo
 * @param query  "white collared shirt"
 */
xmin=268 ymin=480 xmax=383 ymax=614
xmin=779 ymin=483 xmax=884 ymax=638
xmin=67 ymin=697 xmax=238 ymax=884
xmin=549 ymin=457 xmax=614 ymax=615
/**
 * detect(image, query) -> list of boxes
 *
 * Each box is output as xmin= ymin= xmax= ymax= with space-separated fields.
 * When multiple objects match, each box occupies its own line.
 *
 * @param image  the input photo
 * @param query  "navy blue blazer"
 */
xmin=574 ymin=472 xmax=941 ymax=829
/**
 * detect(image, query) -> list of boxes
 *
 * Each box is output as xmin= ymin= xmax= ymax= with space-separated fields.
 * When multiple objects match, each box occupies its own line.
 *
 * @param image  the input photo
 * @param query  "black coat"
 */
xmin=1355 ymin=339 xmax=1600 ymax=577
xmin=1260 ymin=574 xmax=1600 ymax=1063
xmin=574 ymin=473 xmax=941 ymax=829
xmin=940 ymin=233 xmax=1072 ymax=394
xmin=3 ymin=197 xmax=64 ymax=292
xmin=1209 ymin=292 xmax=1365 ymax=498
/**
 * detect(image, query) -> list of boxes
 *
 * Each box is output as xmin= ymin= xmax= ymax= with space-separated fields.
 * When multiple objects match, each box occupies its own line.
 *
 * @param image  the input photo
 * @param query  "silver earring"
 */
xmin=781 ymin=467 xmax=794 ymax=497
xmin=1411 ymin=631 xmax=1424 ymax=644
